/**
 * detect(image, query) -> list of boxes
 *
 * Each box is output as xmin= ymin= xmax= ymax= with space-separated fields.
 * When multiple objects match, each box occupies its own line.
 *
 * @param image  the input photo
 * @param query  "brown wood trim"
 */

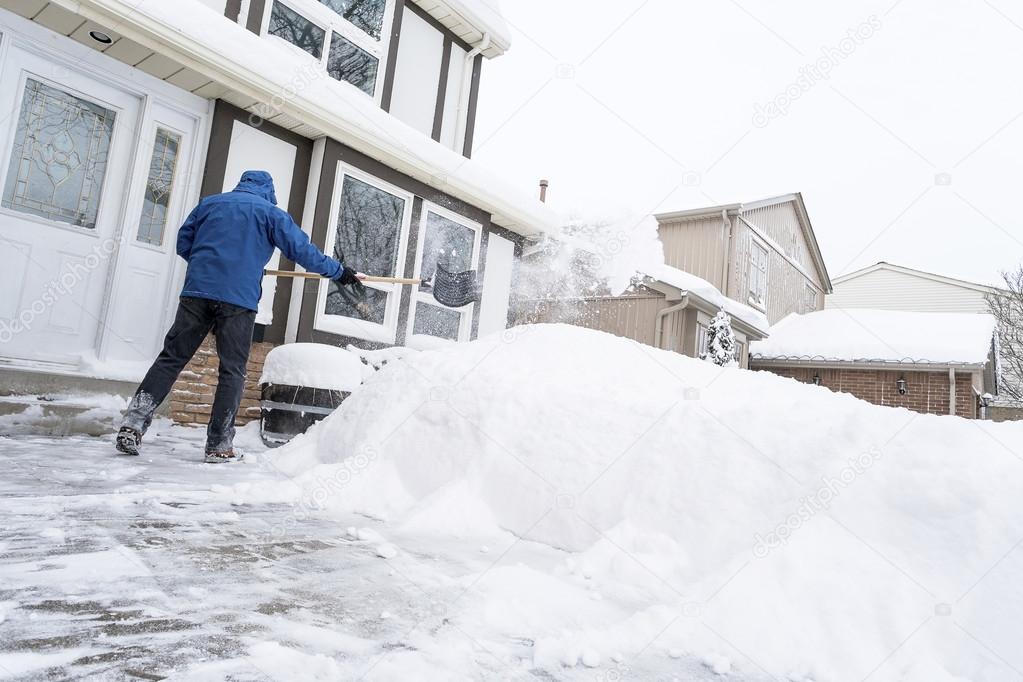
xmin=403 ymin=0 xmax=473 ymax=52
xmin=432 ymin=37 xmax=452 ymax=142
xmin=461 ymin=53 xmax=483 ymax=158
xmin=246 ymin=0 xmax=267 ymax=35
xmin=225 ymin=0 xmax=242 ymax=22
xmin=379 ymin=0 xmax=404 ymax=112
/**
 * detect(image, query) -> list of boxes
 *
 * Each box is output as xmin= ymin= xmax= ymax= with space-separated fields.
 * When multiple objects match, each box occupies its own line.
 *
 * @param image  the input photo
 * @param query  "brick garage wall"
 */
xmin=167 ymin=336 xmax=275 ymax=426
xmin=757 ymin=366 xmax=978 ymax=418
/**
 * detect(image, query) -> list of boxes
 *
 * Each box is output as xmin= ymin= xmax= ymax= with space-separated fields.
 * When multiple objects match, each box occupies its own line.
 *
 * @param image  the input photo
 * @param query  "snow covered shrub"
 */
xmin=703 ymin=310 xmax=737 ymax=367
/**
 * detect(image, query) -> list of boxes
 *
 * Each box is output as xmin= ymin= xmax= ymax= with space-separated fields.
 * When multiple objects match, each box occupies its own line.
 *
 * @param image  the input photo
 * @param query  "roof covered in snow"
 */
xmin=78 ymin=0 xmax=556 ymax=237
xmin=751 ymin=309 xmax=997 ymax=367
xmin=646 ymin=265 xmax=770 ymax=335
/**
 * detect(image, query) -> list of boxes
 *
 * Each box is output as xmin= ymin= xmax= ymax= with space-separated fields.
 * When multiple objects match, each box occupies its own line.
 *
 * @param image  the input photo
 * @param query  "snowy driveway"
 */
xmin=0 ymin=425 xmax=744 ymax=681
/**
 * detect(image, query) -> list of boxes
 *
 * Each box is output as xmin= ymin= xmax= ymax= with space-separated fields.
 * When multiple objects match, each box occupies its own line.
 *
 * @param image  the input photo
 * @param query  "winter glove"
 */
xmin=335 ymin=268 xmax=361 ymax=286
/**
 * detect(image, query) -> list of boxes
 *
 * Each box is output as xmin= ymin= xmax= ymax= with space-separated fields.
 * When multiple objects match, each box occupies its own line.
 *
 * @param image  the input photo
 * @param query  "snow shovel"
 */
xmin=264 ymin=267 xmax=480 ymax=308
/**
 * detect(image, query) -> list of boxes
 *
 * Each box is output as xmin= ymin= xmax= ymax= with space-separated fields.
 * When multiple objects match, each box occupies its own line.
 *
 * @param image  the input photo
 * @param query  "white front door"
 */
xmin=0 ymin=45 xmax=140 ymax=367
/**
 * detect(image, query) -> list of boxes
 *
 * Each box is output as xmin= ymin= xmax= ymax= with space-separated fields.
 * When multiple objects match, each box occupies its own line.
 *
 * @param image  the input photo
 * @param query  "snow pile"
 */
xmin=264 ymin=324 xmax=1023 ymax=680
xmin=653 ymin=264 xmax=770 ymax=332
xmin=753 ymin=309 xmax=997 ymax=364
xmin=259 ymin=343 xmax=367 ymax=391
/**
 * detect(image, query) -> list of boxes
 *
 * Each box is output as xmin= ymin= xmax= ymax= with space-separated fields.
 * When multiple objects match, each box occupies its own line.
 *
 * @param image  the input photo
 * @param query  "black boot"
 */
xmin=116 ymin=427 xmax=142 ymax=456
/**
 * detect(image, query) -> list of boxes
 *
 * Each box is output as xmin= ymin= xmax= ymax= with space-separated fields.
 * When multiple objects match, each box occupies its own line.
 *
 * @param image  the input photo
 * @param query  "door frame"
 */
xmin=0 ymin=8 xmax=212 ymax=369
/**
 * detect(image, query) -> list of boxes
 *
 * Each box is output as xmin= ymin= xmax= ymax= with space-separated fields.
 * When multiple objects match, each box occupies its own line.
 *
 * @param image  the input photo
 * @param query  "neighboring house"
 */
xmin=0 ymin=0 xmax=556 ymax=425
xmin=750 ymin=309 xmax=998 ymax=419
xmin=522 ymin=265 xmax=769 ymax=368
xmin=656 ymin=193 xmax=833 ymax=325
xmin=826 ymin=261 xmax=1020 ymax=413
xmin=522 ymin=193 xmax=830 ymax=367
xmin=828 ymin=262 xmax=999 ymax=313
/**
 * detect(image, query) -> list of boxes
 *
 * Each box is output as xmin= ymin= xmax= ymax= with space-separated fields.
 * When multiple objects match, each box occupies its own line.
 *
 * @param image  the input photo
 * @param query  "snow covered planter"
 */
xmin=258 ymin=344 xmax=366 ymax=446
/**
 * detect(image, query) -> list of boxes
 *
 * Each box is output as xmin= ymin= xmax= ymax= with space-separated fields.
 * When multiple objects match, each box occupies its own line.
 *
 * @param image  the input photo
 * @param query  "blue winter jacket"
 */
xmin=176 ymin=170 xmax=344 ymax=311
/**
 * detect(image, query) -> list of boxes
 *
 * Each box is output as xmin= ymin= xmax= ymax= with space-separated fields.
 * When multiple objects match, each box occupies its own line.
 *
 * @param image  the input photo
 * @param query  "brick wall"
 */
xmin=167 ymin=336 xmax=275 ymax=426
xmin=757 ymin=366 xmax=978 ymax=418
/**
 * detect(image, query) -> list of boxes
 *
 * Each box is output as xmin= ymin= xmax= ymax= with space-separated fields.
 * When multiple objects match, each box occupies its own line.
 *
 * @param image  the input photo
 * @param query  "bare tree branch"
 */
xmin=987 ymin=266 xmax=1023 ymax=401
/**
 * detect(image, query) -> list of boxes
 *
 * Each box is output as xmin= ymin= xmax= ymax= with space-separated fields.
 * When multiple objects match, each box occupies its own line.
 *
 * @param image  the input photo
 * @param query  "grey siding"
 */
xmin=658 ymin=215 xmax=729 ymax=290
xmin=730 ymin=206 xmax=825 ymax=325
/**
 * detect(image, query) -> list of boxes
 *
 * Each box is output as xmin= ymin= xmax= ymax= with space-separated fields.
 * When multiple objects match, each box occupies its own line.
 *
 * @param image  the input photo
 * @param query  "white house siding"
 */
xmin=828 ymin=268 xmax=991 ymax=313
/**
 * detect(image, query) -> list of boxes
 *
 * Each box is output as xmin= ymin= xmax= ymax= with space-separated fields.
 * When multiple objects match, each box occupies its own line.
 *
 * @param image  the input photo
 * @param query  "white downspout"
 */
xmin=655 ymin=296 xmax=689 ymax=351
xmin=454 ymin=32 xmax=491 ymax=154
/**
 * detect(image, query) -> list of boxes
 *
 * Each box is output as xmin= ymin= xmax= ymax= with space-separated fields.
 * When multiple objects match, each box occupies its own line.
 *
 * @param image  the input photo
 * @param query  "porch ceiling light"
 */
xmin=89 ymin=30 xmax=113 ymax=45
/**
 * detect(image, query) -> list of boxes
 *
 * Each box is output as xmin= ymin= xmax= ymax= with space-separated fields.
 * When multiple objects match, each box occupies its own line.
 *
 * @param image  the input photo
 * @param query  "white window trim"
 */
xmin=261 ymin=0 xmax=394 ymax=102
xmin=313 ymin=162 xmax=413 ymax=344
xmin=747 ymin=237 xmax=769 ymax=312
xmin=405 ymin=201 xmax=482 ymax=343
xmin=803 ymin=282 xmax=818 ymax=313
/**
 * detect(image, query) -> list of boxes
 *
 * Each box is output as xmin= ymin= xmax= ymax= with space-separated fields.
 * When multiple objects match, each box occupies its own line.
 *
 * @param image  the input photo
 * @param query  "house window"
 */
xmin=265 ymin=0 xmax=388 ymax=97
xmin=696 ymin=322 xmax=709 ymax=358
xmin=136 ymin=128 xmax=180 ymax=246
xmin=268 ymin=2 xmax=326 ymax=58
xmin=407 ymin=205 xmax=481 ymax=342
xmin=317 ymin=167 xmax=412 ymax=342
xmin=748 ymin=240 xmax=769 ymax=309
xmin=327 ymin=32 xmax=378 ymax=95
xmin=318 ymin=0 xmax=387 ymax=39
xmin=2 ymin=79 xmax=116 ymax=229
xmin=803 ymin=283 xmax=817 ymax=313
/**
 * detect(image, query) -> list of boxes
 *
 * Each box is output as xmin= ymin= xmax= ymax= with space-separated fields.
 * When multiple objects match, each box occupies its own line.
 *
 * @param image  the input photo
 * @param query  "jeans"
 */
xmin=122 ymin=296 xmax=256 ymax=452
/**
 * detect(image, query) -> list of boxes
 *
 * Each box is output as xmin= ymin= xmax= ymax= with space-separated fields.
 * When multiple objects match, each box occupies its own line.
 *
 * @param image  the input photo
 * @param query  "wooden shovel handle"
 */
xmin=263 ymin=269 xmax=421 ymax=285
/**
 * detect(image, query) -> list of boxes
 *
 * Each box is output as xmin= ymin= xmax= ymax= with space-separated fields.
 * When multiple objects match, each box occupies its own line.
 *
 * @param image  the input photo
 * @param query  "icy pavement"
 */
xmin=0 ymin=423 xmax=763 ymax=681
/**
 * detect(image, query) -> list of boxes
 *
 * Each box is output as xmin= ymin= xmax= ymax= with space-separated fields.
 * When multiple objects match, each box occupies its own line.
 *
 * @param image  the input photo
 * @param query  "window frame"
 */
xmin=803 ymin=282 xmax=818 ymax=313
xmin=261 ymin=0 xmax=393 ymax=102
xmin=405 ymin=201 xmax=483 ymax=343
xmin=747 ymin=237 xmax=770 ymax=311
xmin=313 ymin=162 xmax=414 ymax=343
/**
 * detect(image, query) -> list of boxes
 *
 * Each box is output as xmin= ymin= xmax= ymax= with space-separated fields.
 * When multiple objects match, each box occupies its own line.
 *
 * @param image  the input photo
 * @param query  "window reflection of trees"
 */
xmin=327 ymin=33 xmax=378 ymax=95
xmin=419 ymin=212 xmax=474 ymax=291
xmin=318 ymin=0 xmax=386 ymax=39
xmin=325 ymin=176 xmax=405 ymax=324
xmin=413 ymin=303 xmax=461 ymax=340
xmin=268 ymin=2 xmax=326 ymax=58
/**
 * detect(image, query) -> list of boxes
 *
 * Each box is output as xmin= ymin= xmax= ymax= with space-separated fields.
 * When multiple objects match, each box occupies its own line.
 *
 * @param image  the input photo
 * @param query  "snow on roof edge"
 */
xmin=751 ymin=309 xmax=996 ymax=366
xmin=648 ymin=264 xmax=770 ymax=334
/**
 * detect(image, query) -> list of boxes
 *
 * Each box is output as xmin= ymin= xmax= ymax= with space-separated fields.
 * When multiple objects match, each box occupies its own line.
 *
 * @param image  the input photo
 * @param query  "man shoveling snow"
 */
xmin=117 ymin=170 xmax=362 ymax=463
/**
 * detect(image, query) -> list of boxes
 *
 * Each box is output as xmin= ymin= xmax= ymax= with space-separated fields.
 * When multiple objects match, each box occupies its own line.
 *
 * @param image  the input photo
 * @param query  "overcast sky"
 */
xmin=472 ymin=0 xmax=1023 ymax=287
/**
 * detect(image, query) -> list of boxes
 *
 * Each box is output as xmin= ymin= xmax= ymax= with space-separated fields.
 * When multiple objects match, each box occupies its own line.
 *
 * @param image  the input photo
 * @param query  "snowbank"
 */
xmin=262 ymin=324 xmax=1023 ymax=680
xmin=259 ymin=343 xmax=365 ymax=391
xmin=752 ymin=309 xmax=997 ymax=365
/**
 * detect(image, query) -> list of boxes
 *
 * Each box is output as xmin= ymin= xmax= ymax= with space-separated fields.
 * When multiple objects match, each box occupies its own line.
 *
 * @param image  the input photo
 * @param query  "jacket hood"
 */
xmin=233 ymin=170 xmax=278 ymax=205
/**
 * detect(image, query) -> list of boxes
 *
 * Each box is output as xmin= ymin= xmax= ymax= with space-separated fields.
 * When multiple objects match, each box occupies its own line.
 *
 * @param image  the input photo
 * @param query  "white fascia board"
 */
xmin=412 ymin=0 xmax=512 ymax=56
xmin=75 ymin=0 xmax=558 ymax=237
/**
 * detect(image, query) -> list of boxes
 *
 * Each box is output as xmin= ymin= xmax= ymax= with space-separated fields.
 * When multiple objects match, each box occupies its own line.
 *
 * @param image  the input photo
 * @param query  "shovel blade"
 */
xmin=431 ymin=265 xmax=479 ymax=308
